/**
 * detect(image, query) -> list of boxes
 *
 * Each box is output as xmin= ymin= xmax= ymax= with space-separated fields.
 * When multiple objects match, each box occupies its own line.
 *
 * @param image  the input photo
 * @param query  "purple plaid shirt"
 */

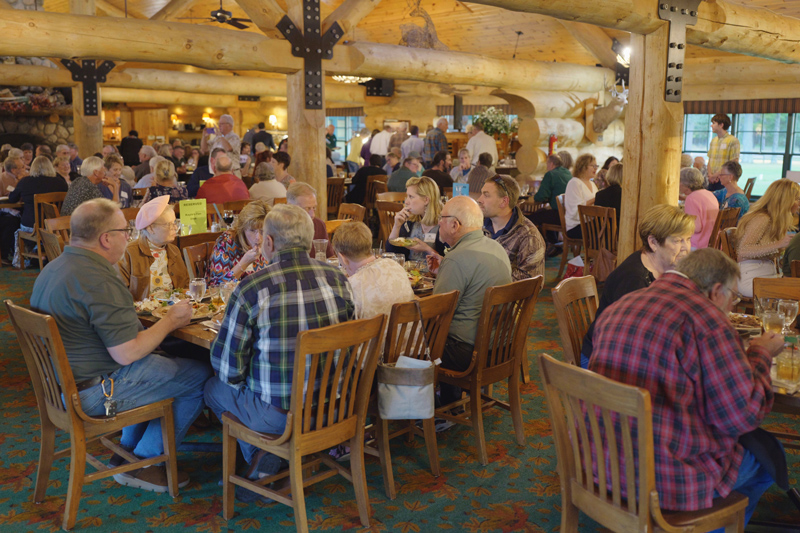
xmin=590 ymin=272 xmax=773 ymax=511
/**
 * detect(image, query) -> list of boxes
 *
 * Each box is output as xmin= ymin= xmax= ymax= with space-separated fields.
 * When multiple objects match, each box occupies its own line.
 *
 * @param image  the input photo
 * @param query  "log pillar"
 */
xmin=618 ymin=24 xmax=683 ymax=262
xmin=70 ymin=0 xmax=103 ymax=158
xmin=286 ymin=71 xmax=327 ymax=212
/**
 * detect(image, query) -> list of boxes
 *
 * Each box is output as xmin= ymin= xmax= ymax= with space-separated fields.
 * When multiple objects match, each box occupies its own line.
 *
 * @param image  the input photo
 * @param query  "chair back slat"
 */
xmin=376 ymin=191 xmax=406 ymax=204
xmin=578 ymin=205 xmax=618 ymax=266
xmin=551 ymin=276 xmax=599 ymax=366
xmin=44 ymin=215 xmax=71 ymax=242
xmin=708 ymin=207 xmax=740 ymax=248
xmin=327 ymin=178 xmax=345 ymax=217
xmin=376 ymin=201 xmax=403 ymax=242
xmin=744 ymin=177 xmax=756 ymax=200
xmin=182 ymin=242 xmax=211 ymax=279
xmin=538 ymin=354 xmax=654 ymax=531
xmin=753 ymin=277 xmax=800 ymax=301
xmin=325 ymin=219 xmax=351 ymax=240
xmin=291 ymin=315 xmax=386 ymax=445
xmin=32 ymin=192 xmax=67 ymax=231
xmin=337 ymin=202 xmax=366 ymax=222
xmin=384 ymin=292 xmax=459 ymax=364
xmin=40 ymin=230 xmax=65 ymax=262
xmin=365 ymin=175 xmax=387 ymax=211
xmin=40 ymin=202 xmax=60 ymax=221
xmin=718 ymin=227 xmax=737 ymax=260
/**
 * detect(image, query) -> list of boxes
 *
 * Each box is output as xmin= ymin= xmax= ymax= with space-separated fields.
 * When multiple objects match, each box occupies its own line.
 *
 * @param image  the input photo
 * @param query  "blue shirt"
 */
xmin=483 ymin=209 xmax=518 ymax=240
xmin=712 ymin=189 xmax=749 ymax=221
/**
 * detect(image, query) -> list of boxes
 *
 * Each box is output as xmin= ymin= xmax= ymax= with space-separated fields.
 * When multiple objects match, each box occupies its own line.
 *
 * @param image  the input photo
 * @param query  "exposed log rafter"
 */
xmin=558 ymin=21 xmax=618 ymax=71
xmin=234 ymin=0 xmax=285 ymax=38
xmin=322 ymin=0 xmax=383 ymax=35
xmin=151 ymin=0 xmax=196 ymax=21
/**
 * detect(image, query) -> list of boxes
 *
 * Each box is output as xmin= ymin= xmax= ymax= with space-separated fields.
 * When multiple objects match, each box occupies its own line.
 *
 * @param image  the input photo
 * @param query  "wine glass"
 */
xmin=222 ymin=210 xmax=235 ymax=227
xmin=778 ymin=299 xmax=799 ymax=334
xmin=189 ymin=278 xmax=206 ymax=304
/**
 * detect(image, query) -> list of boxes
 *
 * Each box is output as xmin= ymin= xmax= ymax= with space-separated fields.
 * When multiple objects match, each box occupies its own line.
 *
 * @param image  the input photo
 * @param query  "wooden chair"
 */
xmin=366 ymin=291 xmax=459 ymax=499
xmin=337 ymin=202 xmax=366 ymax=222
xmin=435 ymin=276 xmax=543 ymax=465
xmin=372 ymin=180 xmax=388 ymax=204
xmin=206 ymin=203 xmax=226 ymax=228
xmin=182 ymin=242 xmax=212 ymax=279
xmin=364 ymin=175 xmax=387 ymax=212
xmin=121 ymin=206 xmax=140 ymax=222
xmin=40 ymin=229 xmax=65 ymax=262
xmin=40 ymin=201 xmax=60 ymax=221
xmin=542 ymin=194 xmax=582 ymax=281
xmin=538 ymin=353 xmax=747 ymax=533
xmin=5 ymin=300 xmax=181 ymax=531
xmin=717 ymin=227 xmax=737 ymax=260
xmin=791 ymin=260 xmax=800 ymax=278
xmin=744 ymin=177 xmax=756 ymax=200
xmin=551 ymin=276 xmax=599 ymax=367
xmin=327 ymin=177 xmax=345 ymax=219
xmin=753 ymin=277 xmax=800 ymax=302
xmin=325 ymin=218 xmax=351 ymax=240
xmin=132 ymin=187 xmax=148 ymax=206
xmin=176 ymin=231 xmax=222 ymax=251
xmin=376 ymin=201 xmax=403 ymax=242
xmin=18 ymin=191 xmax=67 ymax=269
xmin=707 ymin=207 xmax=740 ymax=249
xmin=221 ymin=315 xmax=386 ymax=533
xmin=273 ymin=197 xmax=287 ymax=205
xmin=376 ymin=191 xmax=406 ymax=204
xmin=223 ymin=199 xmax=252 ymax=213
xmin=520 ymin=198 xmax=547 ymax=217
xmin=578 ymin=205 xmax=617 ymax=272
xmin=44 ymin=215 xmax=71 ymax=243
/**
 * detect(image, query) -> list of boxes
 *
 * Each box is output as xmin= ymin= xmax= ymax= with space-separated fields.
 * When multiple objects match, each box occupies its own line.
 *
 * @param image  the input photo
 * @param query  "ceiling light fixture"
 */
xmin=332 ymin=75 xmax=373 ymax=84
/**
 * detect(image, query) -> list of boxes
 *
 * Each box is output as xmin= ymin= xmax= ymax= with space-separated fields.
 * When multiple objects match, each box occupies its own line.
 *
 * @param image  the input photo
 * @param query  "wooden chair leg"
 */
xmin=561 ymin=493 xmax=580 ymax=533
xmin=375 ymin=414 xmax=396 ymax=500
xmin=520 ymin=352 xmax=531 ymax=384
xmin=421 ymin=417 xmax=440 ymax=477
xmin=62 ymin=439 xmax=87 ymax=531
xmin=222 ymin=421 xmax=236 ymax=520
xmin=470 ymin=389 xmax=488 ymax=465
xmin=34 ymin=419 xmax=56 ymax=502
xmin=36 ymin=235 xmax=45 ymax=270
xmin=556 ymin=239 xmax=570 ymax=280
xmin=509 ymin=374 xmax=525 ymax=446
xmin=160 ymin=406 xmax=179 ymax=498
xmin=289 ymin=451 xmax=309 ymax=533
xmin=15 ymin=233 xmax=24 ymax=270
xmin=349 ymin=432 xmax=371 ymax=527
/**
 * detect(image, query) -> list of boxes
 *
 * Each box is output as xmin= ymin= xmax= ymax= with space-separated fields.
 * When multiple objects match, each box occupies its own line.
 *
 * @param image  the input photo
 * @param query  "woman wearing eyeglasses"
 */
xmin=116 ymin=195 xmax=189 ymax=301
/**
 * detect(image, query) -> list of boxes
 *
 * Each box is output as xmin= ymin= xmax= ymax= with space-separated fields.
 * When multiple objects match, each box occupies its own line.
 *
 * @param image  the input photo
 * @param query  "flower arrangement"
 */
xmin=472 ymin=106 xmax=518 ymax=136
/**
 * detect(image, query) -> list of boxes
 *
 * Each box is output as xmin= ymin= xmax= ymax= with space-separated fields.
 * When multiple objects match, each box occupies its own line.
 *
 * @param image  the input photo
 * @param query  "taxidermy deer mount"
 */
xmin=592 ymin=79 xmax=628 ymax=134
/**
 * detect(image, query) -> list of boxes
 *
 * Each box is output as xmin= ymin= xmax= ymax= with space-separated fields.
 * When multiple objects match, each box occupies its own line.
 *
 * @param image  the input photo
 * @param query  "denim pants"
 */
xmin=78 ymin=353 xmax=212 ymax=459
xmin=203 ymin=377 xmax=288 ymax=465
xmin=708 ymin=448 xmax=776 ymax=532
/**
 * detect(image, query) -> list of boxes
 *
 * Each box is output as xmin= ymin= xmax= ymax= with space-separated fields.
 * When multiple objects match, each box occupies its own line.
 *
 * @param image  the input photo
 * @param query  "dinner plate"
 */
xmin=729 ymin=312 xmax=762 ymax=337
xmin=389 ymin=238 xmax=416 ymax=248
xmin=150 ymin=302 xmax=224 ymax=321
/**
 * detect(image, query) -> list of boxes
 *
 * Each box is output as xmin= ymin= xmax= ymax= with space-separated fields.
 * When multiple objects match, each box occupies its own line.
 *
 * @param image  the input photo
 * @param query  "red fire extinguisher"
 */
xmin=548 ymin=133 xmax=558 ymax=155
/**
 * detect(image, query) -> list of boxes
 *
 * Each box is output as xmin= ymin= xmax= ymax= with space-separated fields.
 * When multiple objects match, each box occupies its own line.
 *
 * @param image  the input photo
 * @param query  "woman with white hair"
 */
xmin=249 ymin=162 xmax=286 ymax=206
xmin=680 ymin=166 xmax=719 ymax=250
xmin=142 ymin=158 xmax=188 ymax=204
xmin=116 ymin=195 xmax=189 ymax=301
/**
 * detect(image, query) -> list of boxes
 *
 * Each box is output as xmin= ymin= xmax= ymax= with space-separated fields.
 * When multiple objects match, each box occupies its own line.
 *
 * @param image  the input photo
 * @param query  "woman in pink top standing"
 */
xmin=680 ymin=167 xmax=719 ymax=250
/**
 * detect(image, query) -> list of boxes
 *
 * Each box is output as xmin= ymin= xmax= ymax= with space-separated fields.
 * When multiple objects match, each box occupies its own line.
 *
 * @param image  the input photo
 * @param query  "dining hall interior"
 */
xmin=2 ymin=0 xmax=800 ymax=531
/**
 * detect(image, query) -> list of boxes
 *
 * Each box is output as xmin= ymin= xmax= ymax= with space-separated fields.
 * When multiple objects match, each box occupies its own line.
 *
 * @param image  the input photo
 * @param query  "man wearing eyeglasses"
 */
xmin=478 ymin=174 xmax=545 ymax=282
xmin=31 ymin=198 xmax=212 ymax=493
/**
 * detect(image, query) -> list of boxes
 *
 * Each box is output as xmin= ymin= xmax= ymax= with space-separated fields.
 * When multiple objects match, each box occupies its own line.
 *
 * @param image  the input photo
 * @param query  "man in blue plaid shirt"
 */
xmin=204 ymin=203 xmax=354 ymax=486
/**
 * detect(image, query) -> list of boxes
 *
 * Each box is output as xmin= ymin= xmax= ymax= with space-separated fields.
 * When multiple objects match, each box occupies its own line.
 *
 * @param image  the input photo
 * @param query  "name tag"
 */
xmin=121 ymin=191 xmax=128 ymax=199
xmin=720 ymin=143 xmax=727 ymax=149
xmin=423 ymin=232 xmax=436 ymax=244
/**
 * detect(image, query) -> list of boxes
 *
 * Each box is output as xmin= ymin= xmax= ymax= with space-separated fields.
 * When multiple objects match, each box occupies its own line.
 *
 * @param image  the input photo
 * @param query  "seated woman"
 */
xmin=734 ymin=178 xmax=800 ymax=297
xmin=466 ymin=152 xmax=494 ymax=193
xmin=593 ymin=163 xmax=622 ymax=225
xmin=450 ymin=148 xmax=473 ymax=183
xmin=563 ymin=154 xmax=599 ymax=239
xmin=333 ymin=221 xmax=414 ymax=320
xmin=53 ymin=155 xmax=75 ymax=185
xmin=249 ymin=162 xmax=287 ymax=206
xmin=680 ymin=166 xmax=719 ymax=250
xmin=386 ymin=176 xmax=447 ymax=262
xmin=143 ymin=159 xmax=189 ymax=204
xmin=206 ymin=199 xmax=270 ymax=286
xmin=580 ymin=204 xmax=694 ymax=368
xmin=117 ymin=195 xmax=189 ymax=301
xmin=713 ymin=160 xmax=750 ymax=221
xmin=593 ymin=156 xmax=619 ymax=191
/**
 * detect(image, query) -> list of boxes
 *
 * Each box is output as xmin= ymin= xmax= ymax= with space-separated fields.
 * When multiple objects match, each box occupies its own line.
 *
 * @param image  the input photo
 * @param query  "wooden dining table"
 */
xmin=139 ymin=315 xmax=218 ymax=349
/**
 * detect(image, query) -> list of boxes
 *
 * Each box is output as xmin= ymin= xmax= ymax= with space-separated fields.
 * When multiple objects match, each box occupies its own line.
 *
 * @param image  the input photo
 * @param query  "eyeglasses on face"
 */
xmin=439 ymin=215 xmax=460 ymax=224
xmin=151 ymin=221 xmax=182 ymax=230
xmin=106 ymin=227 xmax=135 ymax=240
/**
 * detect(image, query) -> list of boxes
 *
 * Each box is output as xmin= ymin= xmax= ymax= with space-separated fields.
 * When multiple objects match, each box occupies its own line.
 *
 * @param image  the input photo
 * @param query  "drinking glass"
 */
xmin=219 ymin=281 xmax=236 ymax=304
xmin=762 ymin=310 xmax=785 ymax=335
xmin=313 ymin=239 xmax=328 ymax=258
xmin=756 ymin=297 xmax=779 ymax=321
xmin=372 ymin=247 xmax=383 ymax=258
xmin=189 ymin=278 xmax=206 ymax=303
xmin=127 ymin=219 xmax=140 ymax=241
xmin=222 ymin=210 xmax=235 ymax=226
xmin=776 ymin=353 xmax=793 ymax=381
xmin=394 ymin=254 xmax=405 ymax=269
xmin=778 ymin=299 xmax=799 ymax=334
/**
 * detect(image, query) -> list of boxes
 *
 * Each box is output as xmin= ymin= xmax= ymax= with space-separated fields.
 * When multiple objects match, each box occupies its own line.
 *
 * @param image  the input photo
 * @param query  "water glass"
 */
xmin=313 ymin=239 xmax=329 ymax=258
xmin=762 ymin=310 xmax=785 ymax=335
xmin=372 ymin=247 xmax=383 ymax=258
xmin=757 ymin=297 xmax=779 ymax=320
xmin=776 ymin=353 xmax=793 ymax=381
xmin=394 ymin=254 xmax=405 ymax=268
xmin=220 ymin=281 xmax=235 ymax=304
xmin=189 ymin=278 xmax=206 ymax=303
xmin=778 ymin=299 xmax=799 ymax=334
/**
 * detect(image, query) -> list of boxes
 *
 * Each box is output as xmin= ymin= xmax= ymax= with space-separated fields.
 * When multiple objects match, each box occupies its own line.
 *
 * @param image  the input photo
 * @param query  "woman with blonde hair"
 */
xmin=386 ymin=176 xmax=447 ymax=261
xmin=734 ymin=178 xmax=800 ymax=297
xmin=206 ymin=199 xmax=270 ymax=286
xmin=142 ymin=158 xmax=188 ymax=204
xmin=563 ymin=153 xmax=599 ymax=239
xmin=53 ymin=155 xmax=73 ymax=185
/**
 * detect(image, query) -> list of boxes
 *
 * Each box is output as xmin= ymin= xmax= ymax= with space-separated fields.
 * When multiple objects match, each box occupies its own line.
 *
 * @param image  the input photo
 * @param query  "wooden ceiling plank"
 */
xmin=151 ymin=0 xmax=197 ymax=20
xmin=234 ymin=0 xmax=285 ymax=37
xmin=322 ymin=0 xmax=383 ymax=35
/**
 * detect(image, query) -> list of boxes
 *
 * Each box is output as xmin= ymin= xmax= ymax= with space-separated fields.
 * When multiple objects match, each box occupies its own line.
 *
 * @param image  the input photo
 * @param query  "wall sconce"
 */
xmin=202 ymin=113 xmax=211 ymax=123
xmin=269 ymin=114 xmax=278 ymax=128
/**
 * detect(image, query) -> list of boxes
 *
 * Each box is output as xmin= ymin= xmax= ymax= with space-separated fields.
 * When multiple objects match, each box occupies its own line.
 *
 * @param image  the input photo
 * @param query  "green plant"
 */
xmin=473 ymin=107 xmax=517 ymax=136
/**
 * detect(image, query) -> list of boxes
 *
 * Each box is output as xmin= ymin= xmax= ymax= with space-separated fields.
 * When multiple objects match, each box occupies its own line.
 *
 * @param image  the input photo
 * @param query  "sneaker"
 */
xmin=434 ymin=418 xmax=455 ymax=433
xmin=328 ymin=444 xmax=351 ymax=462
xmin=113 ymin=465 xmax=190 ymax=493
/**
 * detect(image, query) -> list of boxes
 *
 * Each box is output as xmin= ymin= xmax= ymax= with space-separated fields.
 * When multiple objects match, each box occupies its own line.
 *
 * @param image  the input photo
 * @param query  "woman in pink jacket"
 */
xmin=680 ymin=167 xmax=719 ymax=250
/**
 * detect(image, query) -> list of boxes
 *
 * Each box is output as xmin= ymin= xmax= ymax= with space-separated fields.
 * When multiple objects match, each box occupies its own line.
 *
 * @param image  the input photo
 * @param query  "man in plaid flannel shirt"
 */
xmin=591 ymin=248 xmax=783 ymax=525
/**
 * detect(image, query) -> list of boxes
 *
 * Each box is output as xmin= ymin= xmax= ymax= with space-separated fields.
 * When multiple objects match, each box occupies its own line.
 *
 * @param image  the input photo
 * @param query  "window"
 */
xmin=325 ymin=116 xmax=365 ymax=164
xmin=683 ymin=114 xmax=714 ymax=154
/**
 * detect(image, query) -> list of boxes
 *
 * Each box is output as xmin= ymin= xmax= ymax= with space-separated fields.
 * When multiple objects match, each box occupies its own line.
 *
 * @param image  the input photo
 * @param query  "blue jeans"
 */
xmin=203 ymin=377 xmax=288 ymax=465
xmin=79 ymin=354 xmax=212 ymax=459
xmin=580 ymin=353 xmax=590 ymax=369
xmin=709 ymin=448 xmax=776 ymax=532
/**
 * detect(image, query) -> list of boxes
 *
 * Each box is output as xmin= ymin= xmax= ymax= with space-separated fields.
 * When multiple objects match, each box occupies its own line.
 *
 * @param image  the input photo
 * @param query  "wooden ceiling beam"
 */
xmin=151 ymin=0 xmax=196 ymax=21
xmin=0 ymin=0 xmax=12 ymax=10
xmin=557 ymin=21 xmax=618 ymax=71
xmin=322 ymin=0 xmax=383 ymax=35
xmin=233 ymin=0 xmax=285 ymax=37
xmin=95 ymin=0 xmax=128 ymax=18
xmin=466 ymin=0 xmax=800 ymax=64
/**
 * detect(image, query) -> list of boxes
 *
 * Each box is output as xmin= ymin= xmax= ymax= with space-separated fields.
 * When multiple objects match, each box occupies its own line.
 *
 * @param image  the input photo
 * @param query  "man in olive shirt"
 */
xmin=30 ymin=198 xmax=212 ymax=493
xmin=428 ymin=196 xmax=512 ymax=407
xmin=530 ymin=154 xmax=572 ymax=249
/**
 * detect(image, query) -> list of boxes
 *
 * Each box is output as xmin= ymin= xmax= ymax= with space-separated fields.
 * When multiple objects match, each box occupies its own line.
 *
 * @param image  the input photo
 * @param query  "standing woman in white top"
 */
xmin=564 ymin=154 xmax=599 ymax=239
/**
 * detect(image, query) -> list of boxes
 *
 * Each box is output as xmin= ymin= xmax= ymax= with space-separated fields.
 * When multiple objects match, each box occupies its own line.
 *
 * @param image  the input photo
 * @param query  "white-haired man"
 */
xmin=61 ymin=156 xmax=119 ymax=216
xmin=287 ymin=182 xmax=334 ymax=258
xmin=422 ymin=118 xmax=448 ymax=168
xmin=427 ymin=196 xmax=512 ymax=412
xmin=134 ymin=145 xmax=156 ymax=181
xmin=465 ymin=121 xmax=498 ymax=168
xmin=204 ymin=204 xmax=354 ymax=494
xmin=31 ymin=198 xmax=211 ymax=492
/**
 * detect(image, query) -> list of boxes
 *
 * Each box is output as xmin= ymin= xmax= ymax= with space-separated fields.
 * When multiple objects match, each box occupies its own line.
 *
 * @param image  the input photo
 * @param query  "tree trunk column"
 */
xmin=286 ymin=71 xmax=327 ymax=215
xmin=70 ymin=0 xmax=103 ymax=158
xmin=618 ymin=23 xmax=683 ymax=262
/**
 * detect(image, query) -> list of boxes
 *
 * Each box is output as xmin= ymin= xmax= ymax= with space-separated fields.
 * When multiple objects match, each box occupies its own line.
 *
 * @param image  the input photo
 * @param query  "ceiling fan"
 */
xmin=178 ymin=1 xmax=252 ymax=30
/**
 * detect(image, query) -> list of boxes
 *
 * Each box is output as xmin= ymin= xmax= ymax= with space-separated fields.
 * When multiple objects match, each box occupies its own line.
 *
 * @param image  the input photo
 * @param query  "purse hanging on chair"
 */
xmin=377 ymin=300 xmax=436 ymax=420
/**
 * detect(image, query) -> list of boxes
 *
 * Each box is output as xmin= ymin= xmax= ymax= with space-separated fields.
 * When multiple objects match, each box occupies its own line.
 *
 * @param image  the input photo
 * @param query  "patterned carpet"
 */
xmin=0 ymin=257 xmax=798 ymax=532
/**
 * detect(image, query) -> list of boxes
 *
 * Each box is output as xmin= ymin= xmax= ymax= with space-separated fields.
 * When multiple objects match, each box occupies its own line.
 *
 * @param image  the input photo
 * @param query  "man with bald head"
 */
xmin=428 ymin=196 xmax=512 ymax=412
xmin=30 ymin=198 xmax=211 ymax=493
xmin=196 ymin=152 xmax=250 ymax=204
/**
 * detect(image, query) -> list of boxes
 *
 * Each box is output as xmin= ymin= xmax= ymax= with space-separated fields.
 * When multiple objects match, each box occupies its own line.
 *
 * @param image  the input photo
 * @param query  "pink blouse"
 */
xmin=684 ymin=189 xmax=719 ymax=249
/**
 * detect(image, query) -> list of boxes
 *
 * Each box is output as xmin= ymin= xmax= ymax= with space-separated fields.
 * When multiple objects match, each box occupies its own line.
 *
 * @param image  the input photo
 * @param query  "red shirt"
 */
xmin=196 ymin=173 xmax=250 ymax=204
xmin=590 ymin=272 xmax=773 ymax=511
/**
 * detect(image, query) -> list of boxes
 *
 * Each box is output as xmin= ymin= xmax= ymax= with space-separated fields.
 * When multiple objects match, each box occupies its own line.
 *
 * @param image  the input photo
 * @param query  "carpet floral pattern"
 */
xmin=0 ymin=259 xmax=798 ymax=532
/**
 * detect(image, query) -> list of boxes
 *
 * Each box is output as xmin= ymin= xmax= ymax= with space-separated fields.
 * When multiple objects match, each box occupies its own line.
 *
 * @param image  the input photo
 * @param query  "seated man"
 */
xmin=196 ymin=153 xmax=250 ymax=204
xmin=204 ymin=204 xmax=354 ymax=492
xmin=30 ymin=198 xmax=212 ymax=492
xmin=286 ymin=182 xmax=334 ymax=258
xmin=428 ymin=196 xmax=512 ymax=412
xmin=422 ymin=150 xmax=454 ymax=195
xmin=478 ymin=174 xmax=544 ymax=282
xmin=591 ymin=248 xmax=782 ymax=524
xmin=387 ymin=156 xmax=421 ymax=192
xmin=61 ymin=156 xmax=119 ymax=216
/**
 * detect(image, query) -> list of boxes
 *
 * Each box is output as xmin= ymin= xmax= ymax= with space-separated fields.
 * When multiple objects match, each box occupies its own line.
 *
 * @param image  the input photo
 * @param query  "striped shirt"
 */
xmin=210 ymin=247 xmax=354 ymax=410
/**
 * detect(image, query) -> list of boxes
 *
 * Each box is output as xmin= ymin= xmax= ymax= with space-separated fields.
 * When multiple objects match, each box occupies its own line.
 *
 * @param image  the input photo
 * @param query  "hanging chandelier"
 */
xmin=332 ymin=75 xmax=373 ymax=84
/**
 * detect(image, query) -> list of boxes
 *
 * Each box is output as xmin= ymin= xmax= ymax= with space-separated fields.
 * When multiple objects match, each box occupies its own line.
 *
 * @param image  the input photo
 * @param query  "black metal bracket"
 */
xmin=657 ymin=0 xmax=702 ymax=103
xmin=60 ymin=59 xmax=115 ymax=116
xmin=277 ymin=0 xmax=343 ymax=110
